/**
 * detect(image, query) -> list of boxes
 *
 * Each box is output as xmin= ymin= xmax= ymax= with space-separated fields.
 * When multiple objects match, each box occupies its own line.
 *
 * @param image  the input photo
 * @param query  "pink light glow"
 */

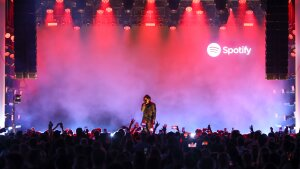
xmin=65 ymin=8 xmax=71 ymax=13
xmin=291 ymin=52 xmax=296 ymax=57
xmin=56 ymin=0 xmax=63 ymax=3
xmin=219 ymin=26 xmax=226 ymax=30
xmin=246 ymin=10 xmax=253 ymax=15
xmin=97 ymin=9 xmax=104 ymax=14
xmin=5 ymin=33 xmax=11 ymax=38
xmin=196 ymin=10 xmax=203 ymax=15
xmin=46 ymin=9 xmax=54 ymax=14
xmin=73 ymin=26 xmax=80 ymax=30
xmin=124 ymin=26 xmax=131 ymax=30
xmin=102 ymin=0 xmax=109 ymax=3
xmin=145 ymin=22 xmax=156 ymax=26
xmin=106 ymin=7 xmax=112 ymax=13
xmin=239 ymin=0 xmax=246 ymax=3
xmin=169 ymin=26 xmax=176 ymax=30
xmin=192 ymin=0 xmax=200 ymax=3
xmin=47 ymin=22 xmax=58 ymax=27
xmin=148 ymin=0 xmax=155 ymax=3
xmin=244 ymin=23 xmax=254 ymax=27
xmin=146 ymin=10 xmax=153 ymax=15
xmin=186 ymin=7 xmax=192 ymax=12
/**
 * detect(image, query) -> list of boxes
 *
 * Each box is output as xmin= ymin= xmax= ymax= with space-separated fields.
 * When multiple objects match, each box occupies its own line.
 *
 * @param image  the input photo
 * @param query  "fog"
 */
xmin=18 ymin=23 xmax=286 ymax=133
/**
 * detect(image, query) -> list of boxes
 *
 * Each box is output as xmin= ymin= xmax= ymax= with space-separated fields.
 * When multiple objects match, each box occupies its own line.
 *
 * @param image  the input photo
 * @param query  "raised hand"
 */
xmin=155 ymin=121 xmax=160 ymax=128
xmin=130 ymin=118 xmax=135 ymax=124
xmin=250 ymin=125 xmax=254 ymax=133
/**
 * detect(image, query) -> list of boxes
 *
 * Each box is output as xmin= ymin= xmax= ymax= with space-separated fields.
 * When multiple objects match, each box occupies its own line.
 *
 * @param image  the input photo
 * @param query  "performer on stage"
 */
xmin=141 ymin=95 xmax=156 ymax=129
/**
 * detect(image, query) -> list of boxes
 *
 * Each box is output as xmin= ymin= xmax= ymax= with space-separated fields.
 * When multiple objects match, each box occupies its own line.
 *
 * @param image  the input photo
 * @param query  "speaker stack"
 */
xmin=265 ymin=0 xmax=289 ymax=80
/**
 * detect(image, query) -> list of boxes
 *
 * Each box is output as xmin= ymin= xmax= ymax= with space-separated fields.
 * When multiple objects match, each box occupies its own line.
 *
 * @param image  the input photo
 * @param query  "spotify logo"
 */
xmin=207 ymin=43 xmax=252 ymax=57
xmin=207 ymin=43 xmax=222 ymax=57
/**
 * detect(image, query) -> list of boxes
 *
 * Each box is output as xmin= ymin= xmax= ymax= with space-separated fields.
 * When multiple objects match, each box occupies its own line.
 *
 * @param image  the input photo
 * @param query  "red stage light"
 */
xmin=220 ymin=26 xmax=226 ymax=30
xmin=46 ymin=9 xmax=54 ymax=14
xmin=169 ymin=26 xmax=176 ymax=30
xmin=244 ymin=23 xmax=253 ymax=27
xmin=47 ymin=22 xmax=58 ymax=26
xmin=5 ymin=33 xmax=11 ymax=38
xmin=73 ymin=26 xmax=81 ymax=30
xmin=146 ymin=10 xmax=153 ymax=15
xmin=106 ymin=7 xmax=112 ymax=13
xmin=102 ymin=0 xmax=109 ymax=3
xmin=291 ymin=52 xmax=296 ymax=57
xmin=65 ymin=8 xmax=71 ymax=13
xmin=97 ymin=9 xmax=104 ymax=14
xmin=246 ymin=10 xmax=253 ymax=15
xmin=147 ymin=0 xmax=155 ymax=3
xmin=56 ymin=0 xmax=63 ymax=3
xmin=196 ymin=10 xmax=203 ymax=15
xmin=192 ymin=0 xmax=200 ymax=3
xmin=239 ymin=0 xmax=246 ymax=3
xmin=145 ymin=23 xmax=155 ymax=27
xmin=186 ymin=7 xmax=192 ymax=12
xmin=124 ymin=26 xmax=131 ymax=30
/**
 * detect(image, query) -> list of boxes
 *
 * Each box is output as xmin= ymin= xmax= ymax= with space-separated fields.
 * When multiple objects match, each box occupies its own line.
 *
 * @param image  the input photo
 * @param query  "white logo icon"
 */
xmin=207 ymin=43 xmax=221 ymax=57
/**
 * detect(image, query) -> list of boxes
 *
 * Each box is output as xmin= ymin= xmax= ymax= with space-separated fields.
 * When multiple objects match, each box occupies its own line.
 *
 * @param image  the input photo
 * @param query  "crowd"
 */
xmin=0 ymin=119 xmax=299 ymax=169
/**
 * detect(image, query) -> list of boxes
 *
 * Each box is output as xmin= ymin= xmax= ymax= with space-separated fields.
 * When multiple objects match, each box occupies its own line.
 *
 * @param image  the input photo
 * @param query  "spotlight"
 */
xmin=102 ymin=0 xmax=109 ymax=3
xmin=145 ymin=22 xmax=155 ymax=26
xmin=65 ymin=8 xmax=71 ymax=13
xmin=146 ymin=10 xmax=153 ymax=14
xmin=106 ymin=7 xmax=112 ymax=12
xmin=185 ymin=6 xmax=192 ymax=12
xmin=5 ymin=33 xmax=11 ymax=38
xmin=56 ymin=0 xmax=63 ymax=3
xmin=97 ymin=9 xmax=104 ymax=14
xmin=196 ymin=10 xmax=204 ymax=15
xmin=220 ymin=26 xmax=226 ymax=30
xmin=190 ymin=133 xmax=196 ymax=138
xmin=124 ymin=25 xmax=131 ymax=30
xmin=47 ymin=22 xmax=58 ymax=27
xmin=46 ymin=9 xmax=54 ymax=14
xmin=244 ymin=23 xmax=253 ymax=27
xmin=192 ymin=0 xmax=200 ymax=3
xmin=246 ymin=10 xmax=253 ymax=14
xmin=73 ymin=26 xmax=81 ymax=30
xmin=169 ymin=26 xmax=176 ymax=30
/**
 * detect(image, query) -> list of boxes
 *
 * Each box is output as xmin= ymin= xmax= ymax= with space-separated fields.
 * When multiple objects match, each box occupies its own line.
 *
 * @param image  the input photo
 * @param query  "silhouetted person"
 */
xmin=141 ymin=95 xmax=156 ymax=129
